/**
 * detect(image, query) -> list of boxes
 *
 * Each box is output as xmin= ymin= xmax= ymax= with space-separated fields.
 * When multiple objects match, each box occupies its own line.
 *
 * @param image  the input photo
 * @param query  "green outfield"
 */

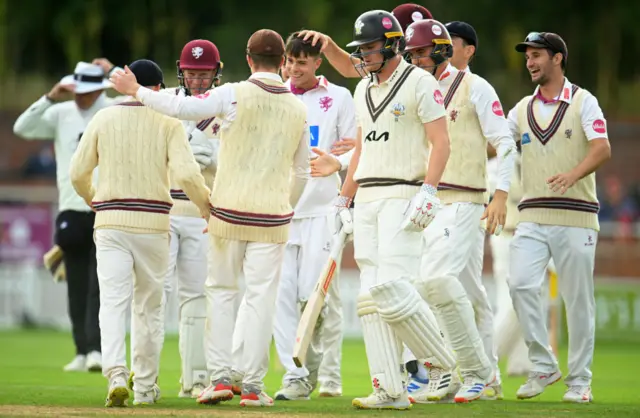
xmin=1 ymin=330 xmax=639 ymax=417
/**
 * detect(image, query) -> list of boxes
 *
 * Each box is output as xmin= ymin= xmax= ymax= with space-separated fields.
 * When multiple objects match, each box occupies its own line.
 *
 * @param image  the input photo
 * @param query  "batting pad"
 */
xmin=421 ymin=276 xmax=493 ymax=378
xmin=357 ymin=293 xmax=405 ymax=397
xmin=370 ymin=279 xmax=456 ymax=370
xmin=179 ymin=296 xmax=208 ymax=390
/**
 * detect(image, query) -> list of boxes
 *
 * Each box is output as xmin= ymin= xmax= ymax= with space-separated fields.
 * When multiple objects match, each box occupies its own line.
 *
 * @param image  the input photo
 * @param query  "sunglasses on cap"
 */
xmin=524 ymin=32 xmax=559 ymax=53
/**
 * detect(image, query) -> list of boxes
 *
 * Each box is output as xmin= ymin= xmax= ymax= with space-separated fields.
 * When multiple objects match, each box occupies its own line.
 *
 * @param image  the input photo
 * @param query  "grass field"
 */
xmin=1 ymin=330 xmax=639 ymax=417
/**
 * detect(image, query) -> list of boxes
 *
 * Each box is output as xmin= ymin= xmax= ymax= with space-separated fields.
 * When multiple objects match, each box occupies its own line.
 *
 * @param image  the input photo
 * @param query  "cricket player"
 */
xmin=13 ymin=61 xmax=125 ymax=373
xmin=507 ymin=32 xmax=610 ymax=403
xmin=272 ymin=32 xmax=356 ymax=401
xmin=297 ymin=4 xmax=433 ymax=78
xmin=444 ymin=21 xmax=477 ymax=73
xmin=69 ymin=59 xmax=211 ymax=407
xmin=403 ymin=18 xmax=517 ymax=402
xmin=327 ymin=10 xmax=458 ymax=410
xmin=110 ymin=29 xmax=310 ymax=407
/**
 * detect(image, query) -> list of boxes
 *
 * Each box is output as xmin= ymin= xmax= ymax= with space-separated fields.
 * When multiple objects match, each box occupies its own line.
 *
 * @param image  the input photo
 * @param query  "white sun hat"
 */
xmin=59 ymin=61 xmax=113 ymax=94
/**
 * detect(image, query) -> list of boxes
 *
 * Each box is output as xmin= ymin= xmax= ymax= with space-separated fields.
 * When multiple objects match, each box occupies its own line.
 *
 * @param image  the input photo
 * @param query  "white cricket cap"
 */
xmin=60 ymin=62 xmax=113 ymax=94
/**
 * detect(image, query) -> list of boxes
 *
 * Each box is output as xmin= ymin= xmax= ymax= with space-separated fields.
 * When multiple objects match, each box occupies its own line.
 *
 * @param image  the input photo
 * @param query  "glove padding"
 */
xmin=189 ymin=128 xmax=216 ymax=170
xmin=329 ymin=196 xmax=354 ymax=237
xmin=400 ymin=189 xmax=441 ymax=232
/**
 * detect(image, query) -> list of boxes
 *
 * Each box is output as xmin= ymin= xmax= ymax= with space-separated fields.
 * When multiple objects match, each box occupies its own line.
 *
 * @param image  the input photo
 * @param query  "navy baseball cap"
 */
xmin=445 ymin=21 xmax=478 ymax=49
xmin=129 ymin=59 xmax=165 ymax=88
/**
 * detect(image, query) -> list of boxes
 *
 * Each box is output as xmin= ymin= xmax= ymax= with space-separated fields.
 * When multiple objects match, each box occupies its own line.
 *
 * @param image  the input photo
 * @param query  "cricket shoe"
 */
xmin=424 ymin=364 xmax=458 ymax=401
xmin=179 ymin=382 xmax=206 ymax=398
xmin=454 ymin=373 xmax=491 ymax=404
xmin=105 ymin=374 xmax=129 ymax=407
xmin=516 ymin=370 xmax=562 ymax=399
xmin=352 ymin=389 xmax=412 ymax=410
xmin=407 ymin=376 xmax=429 ymax=404
xmin=86 ymin=351 xmax=102 ymax=372
xmin=562 ymin=385 xmax=593 ymax=404
xmin=274 ymin=378 xmax=312 ymax=401
xmin=63 ymin=355 xmax=87 ymax=372
xmin=481 ymin=382 xmax=504 ymax=400
xmin=133 ymin=384 xmax=161 ymax=406
xmin=240 ymin=386 xmax=274 ymax=407
xmin=319 ymin=381 xmax=342 ymax=397
xmin=197 ymin=378 xmax=234 ymax=405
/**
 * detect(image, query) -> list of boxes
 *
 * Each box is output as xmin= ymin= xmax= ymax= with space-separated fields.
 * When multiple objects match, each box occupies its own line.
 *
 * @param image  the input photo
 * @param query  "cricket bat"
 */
xmin=293 ymin=228 xmax=348 ymax=368
xmin=548 ymin=268 xmax=559 ymax=356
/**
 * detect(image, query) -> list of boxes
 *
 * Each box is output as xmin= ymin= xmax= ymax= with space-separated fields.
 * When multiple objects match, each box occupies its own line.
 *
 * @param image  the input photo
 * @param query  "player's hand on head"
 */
xmin=331 ymin=138 xmax=356 ymax=156
xmin=298 ymin=30 xmax=330 ymax=53
xmin=109 ymin=65 xmax=140 ymax=97
xmin=401 ymin=184 xmax=441 ymax=232
xmin=47 ymin=82 xmax=75 ymax=102
xmin=92 ymin=58 xmax=114 ymax=74
xmin=481 ymin=190 xmax=507 ymax=236
xmin=310 ymin=147 xmax=341 ymax=177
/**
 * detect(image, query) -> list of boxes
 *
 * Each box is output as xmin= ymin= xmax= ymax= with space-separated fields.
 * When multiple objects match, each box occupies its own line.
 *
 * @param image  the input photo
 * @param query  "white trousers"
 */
xmin=488 ymin=232 xmax=531 ymax=373
xmin=509 ymin=222 xmax=597 ymax=386
xmin=419 ymin=202 xmax=494 ymax=378
xmin=204 ymin=233 xmax=285 ymax=390
xmin=164 ymin=216 xmax=208 ymax=305
xmin=95 ymin=229 xmax=168 ymax=392
xmin=273 ymin=216 xmax=342 ymax=383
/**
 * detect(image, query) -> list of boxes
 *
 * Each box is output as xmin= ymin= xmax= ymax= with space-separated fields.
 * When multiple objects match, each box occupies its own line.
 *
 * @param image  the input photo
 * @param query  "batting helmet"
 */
xmin=391 ymin=4 xmax=434 ymax=33
xmin=404 ymin=19 xmax=453 ymax=73
xmin=176 ymin=39 xmax=223 ymax=95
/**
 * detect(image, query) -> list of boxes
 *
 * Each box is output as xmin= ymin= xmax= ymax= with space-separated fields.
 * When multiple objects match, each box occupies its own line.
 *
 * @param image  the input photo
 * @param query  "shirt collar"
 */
xmin=532 ymin=77 xmax=574 ymax=104
xmin=249 ymin=72 xmax=283 ymax=83
xmin=462 ymin=65 xmax=471 ymax=73
xmin=286 ymin=75 xmax=330 ymax=95
xmin=371 ymin=58 xmax=407 ymax=87
xmin=438 ymin=63 xmax=459 ymax=86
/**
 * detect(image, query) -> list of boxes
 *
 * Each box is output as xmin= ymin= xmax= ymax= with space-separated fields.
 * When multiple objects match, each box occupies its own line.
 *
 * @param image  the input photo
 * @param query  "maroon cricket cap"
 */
xmin=246 ymin=29 xmax=286 ymax=56
xmin=391 ymin=4 xmax=434 ymax=32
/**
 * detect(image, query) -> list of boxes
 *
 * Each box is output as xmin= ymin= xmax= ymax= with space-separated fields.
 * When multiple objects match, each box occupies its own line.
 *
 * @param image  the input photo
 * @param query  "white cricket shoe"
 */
xmin=86 ymin=351 xmax=102 ymax=372
xmin=274 ymin=378 xmax=312 ymax=401
xmin=425 ymin=365 xmax=458 ymax=401
xmin=352 ymin=389 xmax=412 ymax=410
xmin=319 ymin=381 xmax=343 ymax=397
xmin=516 ymin=370 xmax=562 ymax=399
xmin=407 ymin=376 xmax=429 ymax=404
xmin=133 ymin=384 xmax=161 ymax=405
xmin=196 ymin=378 xmax=234 ymax=405
xmin=240 ymin=387 xmax=274 ymax=407
xmin=63 ymin=355 xmax=87 ymax=372
xmin=105 ymin=374 xmax=129 ymax=407
xmin=454 ymin=374 xmax=487 ymax=403
xmin=563 ymin=385 xmax=593 ymax=403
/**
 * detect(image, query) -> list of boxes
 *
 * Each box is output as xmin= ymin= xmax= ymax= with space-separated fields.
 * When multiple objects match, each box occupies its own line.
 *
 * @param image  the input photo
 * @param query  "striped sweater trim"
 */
xmin=527 ymin=84 xmax=579 ymax=145
xmin=356 ymin=177 xmax=423 ymax=188
xmin=365 ymin=65 xmax=416 ymax=123
xmin=197 ymin=117 xmax=215 ymax=131
xmin=444 ymin=72 xmax=466 ymax=109
xmin=518 ymin=197 xmax=599 ymax=214
xmin=210 ymin=206 xmax=294 ymax=227
xmin=92 ymin=198 xmax=173 ymax=214
xmin=118 ymin=101 xmax=144 ymax=106
xmin=438 ymin=182 xmax=486 ymax=192
xmin=247 ymin=79 xmax=291 ymax=95
xmin=170 ymin=189 xmax=189 ymax=201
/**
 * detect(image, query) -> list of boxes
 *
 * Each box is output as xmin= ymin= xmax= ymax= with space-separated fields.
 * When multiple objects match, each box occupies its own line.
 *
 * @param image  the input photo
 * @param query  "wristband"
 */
xmin=421 ymin=183 xmax=438 ymax=196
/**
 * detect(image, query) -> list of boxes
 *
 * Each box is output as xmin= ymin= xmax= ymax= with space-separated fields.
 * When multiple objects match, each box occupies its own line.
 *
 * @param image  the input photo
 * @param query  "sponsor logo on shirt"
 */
xmin=310 ymin=125 xmax=319 ymax=147
xmin=593 ymin=119 xmax=606 ymax=134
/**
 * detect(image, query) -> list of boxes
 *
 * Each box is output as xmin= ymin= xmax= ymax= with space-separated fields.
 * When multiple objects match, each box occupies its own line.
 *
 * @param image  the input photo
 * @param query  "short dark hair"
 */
xmin=285 ymin=31 xmax=322 ymax=58
xmin=248 ymin=54 xmax=282 ymax=70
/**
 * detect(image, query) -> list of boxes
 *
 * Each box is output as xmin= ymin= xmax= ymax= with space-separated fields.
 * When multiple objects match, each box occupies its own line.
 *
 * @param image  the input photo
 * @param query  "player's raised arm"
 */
xmin=298 ymin=30 xmax=360 ymax=78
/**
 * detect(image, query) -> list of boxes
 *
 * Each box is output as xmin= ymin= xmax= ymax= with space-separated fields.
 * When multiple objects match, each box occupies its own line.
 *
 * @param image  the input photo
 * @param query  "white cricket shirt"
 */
xmin=286 ymin=76 xmax=357 ymax=218
xmin=13 ymin=93 xmax=125 ymax=212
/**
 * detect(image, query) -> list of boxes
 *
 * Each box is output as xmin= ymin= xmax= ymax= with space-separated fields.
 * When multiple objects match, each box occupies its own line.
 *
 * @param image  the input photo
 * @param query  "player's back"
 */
xmin=209 ymin=78 xmax=308 ymax=244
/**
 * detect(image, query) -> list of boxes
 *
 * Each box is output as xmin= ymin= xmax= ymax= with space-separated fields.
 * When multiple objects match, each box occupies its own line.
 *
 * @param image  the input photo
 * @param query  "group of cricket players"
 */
xmin=16 ymin=0 xmax=611 ymax=410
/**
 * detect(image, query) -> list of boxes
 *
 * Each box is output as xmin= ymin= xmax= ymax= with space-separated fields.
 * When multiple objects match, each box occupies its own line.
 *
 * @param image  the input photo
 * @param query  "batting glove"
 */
xmin=400 ymin=184 xmax=441 ymax=232
xmin=189 ymin=129 xmax=216 ymax=170
xmin=331 ymin=195 xmax=354 ymax=236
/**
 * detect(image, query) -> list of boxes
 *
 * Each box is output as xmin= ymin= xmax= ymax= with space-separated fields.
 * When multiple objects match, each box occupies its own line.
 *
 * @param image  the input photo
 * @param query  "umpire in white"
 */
xmin=13 ymin=61 xmax=124 ymax=372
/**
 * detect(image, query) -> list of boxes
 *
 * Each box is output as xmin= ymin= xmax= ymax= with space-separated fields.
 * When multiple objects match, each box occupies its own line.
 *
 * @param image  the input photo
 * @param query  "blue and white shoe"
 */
xmin=454 ymin=374 xmax=489 ymax=403
xmin=407 ymin=376 xmax=429 ymax=404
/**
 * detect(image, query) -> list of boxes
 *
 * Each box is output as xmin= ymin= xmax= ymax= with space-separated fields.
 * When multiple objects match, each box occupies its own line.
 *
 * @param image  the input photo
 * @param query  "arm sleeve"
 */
xmin=580 ymin=91 xmax=609 ymax=141
xmin=290 ymin=123 xmax=311 ymax=207
xmin=416 ymin=74 xmax=447 ymax=124
xmin=69 ymin=117 xmax=100 ymax=206
xmin=336 ymin=91 xmax=358 ymax=169
xmin=507 ymin=105 xmax=521 ymax=143
xmin=13 ymin=96 xmax=57 ymax=140
xmin=167 ymin=120 xmax=211 ymax=215
xmin=136 ymin=84 xmax=234 ymax=121
xmin=470 ymin=77 xmax=517 ymax=192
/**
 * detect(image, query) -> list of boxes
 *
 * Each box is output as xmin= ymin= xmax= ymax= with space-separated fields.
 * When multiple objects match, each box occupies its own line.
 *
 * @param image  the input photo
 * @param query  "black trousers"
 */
xmin=55 ymin=210 xmax=101 ymax=355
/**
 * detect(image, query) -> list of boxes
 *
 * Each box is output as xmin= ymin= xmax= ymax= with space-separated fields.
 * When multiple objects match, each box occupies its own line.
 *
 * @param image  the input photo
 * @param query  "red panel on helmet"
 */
xmin=179 ymin=40 xmax=221 ymax=70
